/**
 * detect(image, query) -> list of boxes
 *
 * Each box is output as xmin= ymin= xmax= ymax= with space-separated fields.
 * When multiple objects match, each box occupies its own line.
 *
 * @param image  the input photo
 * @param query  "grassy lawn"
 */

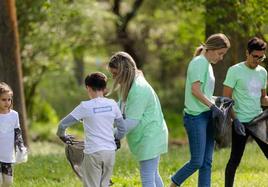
xmin=14 ymin=141 xmax=268 ymax=187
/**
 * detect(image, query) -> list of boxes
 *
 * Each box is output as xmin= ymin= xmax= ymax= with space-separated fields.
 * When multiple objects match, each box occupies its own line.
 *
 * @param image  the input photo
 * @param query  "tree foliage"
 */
xmin=13 ymin=0 xmax=268 ymax=142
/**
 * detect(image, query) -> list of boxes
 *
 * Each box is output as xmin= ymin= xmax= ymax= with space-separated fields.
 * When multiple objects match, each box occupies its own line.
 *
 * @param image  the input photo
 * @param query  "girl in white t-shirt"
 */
xmin=0 ymin=82 xmax=26 ymax=187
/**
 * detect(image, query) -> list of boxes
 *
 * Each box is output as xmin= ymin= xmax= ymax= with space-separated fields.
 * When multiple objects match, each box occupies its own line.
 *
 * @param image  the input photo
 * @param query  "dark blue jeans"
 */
xmin=171 ymin=111 xmax=215 ymax=187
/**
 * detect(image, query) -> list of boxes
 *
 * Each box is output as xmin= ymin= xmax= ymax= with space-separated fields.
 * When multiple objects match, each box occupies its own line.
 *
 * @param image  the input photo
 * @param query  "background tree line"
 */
xmin=0 ymin=0 xmax=268 ymax=147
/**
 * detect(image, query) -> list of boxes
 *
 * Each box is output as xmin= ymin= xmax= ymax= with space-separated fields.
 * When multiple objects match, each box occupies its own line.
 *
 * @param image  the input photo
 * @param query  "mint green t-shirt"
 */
xmin=224 ymin=62 xmax=267 ymax=123
xmin=184 ymin=55 xmax=215 ymax=115
xmin=125 ymin=75 xmax=168 ymax=161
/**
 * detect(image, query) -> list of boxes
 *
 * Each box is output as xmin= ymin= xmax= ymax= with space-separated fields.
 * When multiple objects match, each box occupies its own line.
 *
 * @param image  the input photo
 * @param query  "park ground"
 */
xmin=13 ymin=140 xmax=268 ymax=187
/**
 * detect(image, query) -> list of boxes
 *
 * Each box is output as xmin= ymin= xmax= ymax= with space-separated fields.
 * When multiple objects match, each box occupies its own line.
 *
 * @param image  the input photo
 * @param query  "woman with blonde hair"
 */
xmin=108 ymin=52 xmax=168 ymax=187
xmin=170 ymin=33 xmax=231 ymax=187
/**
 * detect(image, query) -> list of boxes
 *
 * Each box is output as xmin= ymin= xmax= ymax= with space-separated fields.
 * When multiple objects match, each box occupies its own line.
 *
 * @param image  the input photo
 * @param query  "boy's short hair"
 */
xmin=247 ymin=37 xmax=267 ymax=54
xmin=84 ymin=72 xmax=107 ymax=91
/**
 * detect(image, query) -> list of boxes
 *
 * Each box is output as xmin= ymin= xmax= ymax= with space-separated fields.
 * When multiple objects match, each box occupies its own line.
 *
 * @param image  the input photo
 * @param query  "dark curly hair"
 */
xmin=84 ymin=72 xmax=107 ymax=91
xmin=247 ymin=37 xmax=267 ymax=54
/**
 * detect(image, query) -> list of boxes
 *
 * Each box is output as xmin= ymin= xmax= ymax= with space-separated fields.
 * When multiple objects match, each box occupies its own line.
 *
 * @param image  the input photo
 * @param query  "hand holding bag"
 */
xmin=14 ymin=128 xmax=28 ymax=163
xmin=15 ymin=146 xmax=28 ymax=163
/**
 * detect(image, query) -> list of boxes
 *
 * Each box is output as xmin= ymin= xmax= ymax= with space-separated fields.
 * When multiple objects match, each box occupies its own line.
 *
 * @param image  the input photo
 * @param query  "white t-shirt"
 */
xmin=0 ymin=110 xmax=20 ymax=163
xmin=70 ymin=97 xmax=122 ymax=154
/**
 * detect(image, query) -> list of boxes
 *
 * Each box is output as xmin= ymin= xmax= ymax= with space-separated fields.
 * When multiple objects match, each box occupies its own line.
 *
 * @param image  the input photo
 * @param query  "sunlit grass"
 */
xmin=13 ymin=141 xmax=268 ymax=187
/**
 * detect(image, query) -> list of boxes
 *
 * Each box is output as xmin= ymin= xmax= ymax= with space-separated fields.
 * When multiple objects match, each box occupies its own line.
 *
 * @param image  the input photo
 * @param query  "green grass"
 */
xmin=13 ymin=141 xmax=268 ymax=187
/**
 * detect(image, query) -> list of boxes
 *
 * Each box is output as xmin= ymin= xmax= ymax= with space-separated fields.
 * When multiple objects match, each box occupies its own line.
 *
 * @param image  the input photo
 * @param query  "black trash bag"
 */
xmin=247 ymin=109 xmax=268 ymax=144
xmin=212 ymin=96 xmax=234 ymax=142
xmin=64 ymin=139 xmax=114 ymax=186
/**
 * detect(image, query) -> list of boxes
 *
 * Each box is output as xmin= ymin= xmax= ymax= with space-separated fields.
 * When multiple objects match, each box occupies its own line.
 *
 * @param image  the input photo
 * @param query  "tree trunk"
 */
xmin=0 ymin=0 xmax=29 ymax=146
xmin=73 ymin=47 xmax=84 ymax=85
xmin=205 ymin=0 xmax=249 ymax=148
xmin=112 ymin=0 xmax=145 ymax=69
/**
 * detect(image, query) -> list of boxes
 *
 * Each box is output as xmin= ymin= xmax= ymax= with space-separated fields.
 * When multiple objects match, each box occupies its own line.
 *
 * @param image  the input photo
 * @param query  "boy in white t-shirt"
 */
xmin=0 ymin=82 xmax=26 ymax=187
xmin=56 ymin=72 xmax=126 ymax=187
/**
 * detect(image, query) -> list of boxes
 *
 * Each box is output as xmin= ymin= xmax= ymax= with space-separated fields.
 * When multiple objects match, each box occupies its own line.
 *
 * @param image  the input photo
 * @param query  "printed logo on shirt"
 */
xmin=248 ymin=78 xmax=262 ymax=97
xmin=93 ymin=106 xmax=112 ymax=113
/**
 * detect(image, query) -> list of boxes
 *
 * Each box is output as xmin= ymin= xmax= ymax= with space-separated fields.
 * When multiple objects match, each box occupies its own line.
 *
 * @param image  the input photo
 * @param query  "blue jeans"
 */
xmin=171 ymin=111 xmax=215 ymax=187
xmin=140 ymin=156 xmax=164 ymax=187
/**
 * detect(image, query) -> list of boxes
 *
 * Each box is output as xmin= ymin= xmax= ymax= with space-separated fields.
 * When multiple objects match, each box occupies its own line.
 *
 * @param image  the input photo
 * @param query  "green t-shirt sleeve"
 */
xmin=125 ymin=85 xmax=149 ymax=120
xmin=224 ymin=67 xmax=236 ymax=88
xmin=188 ymin=58 xmax=208 ymax=84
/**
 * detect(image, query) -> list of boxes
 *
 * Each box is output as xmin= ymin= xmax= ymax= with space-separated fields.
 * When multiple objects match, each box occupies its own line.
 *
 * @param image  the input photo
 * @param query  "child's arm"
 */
xmin=124 ymin=118 xmax=139 ymax=132
xmin=114 ymin=118 xmax=139 ymax=139
xmin=56 ymin=114 xmax=79 ymax=137
xmin=14 ymin=128 xmax=25 ymax=150
xmin=114 ymin=118 xmax=127 ymax=139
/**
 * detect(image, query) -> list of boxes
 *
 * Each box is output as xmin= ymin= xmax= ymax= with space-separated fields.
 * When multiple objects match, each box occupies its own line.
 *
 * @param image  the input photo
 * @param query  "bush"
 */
xmin=163 ymin=110 xmax=186 ymax=140
xmin=29 ymin=96 xmax=59 ymax=142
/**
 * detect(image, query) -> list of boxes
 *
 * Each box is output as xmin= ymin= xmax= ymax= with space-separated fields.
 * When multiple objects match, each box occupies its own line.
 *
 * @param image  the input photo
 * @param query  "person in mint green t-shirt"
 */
xmin=108 ymin=51 xmax=168 ymax=187
xmin=223 ymin=37 xmax=268 ymax=187
xmin=170 ymin=33 xmax=230 ymax=187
